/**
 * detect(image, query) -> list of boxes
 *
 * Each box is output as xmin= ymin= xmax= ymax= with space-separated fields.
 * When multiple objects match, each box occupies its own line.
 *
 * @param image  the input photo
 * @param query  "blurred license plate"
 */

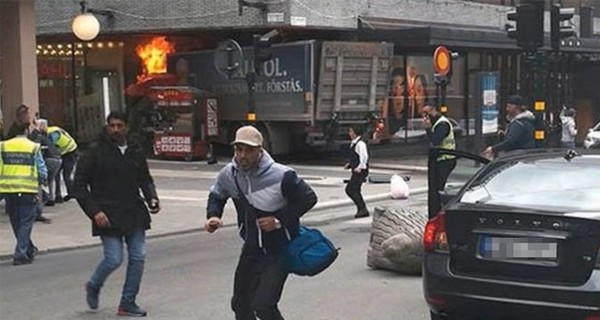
xmin=479 ymin=236 xmax=557 ymax=260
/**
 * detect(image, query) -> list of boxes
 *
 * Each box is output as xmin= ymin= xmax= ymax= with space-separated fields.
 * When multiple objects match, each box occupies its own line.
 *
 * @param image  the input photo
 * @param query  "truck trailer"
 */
xmin=168 ymin=40 xmax=393 ymax=154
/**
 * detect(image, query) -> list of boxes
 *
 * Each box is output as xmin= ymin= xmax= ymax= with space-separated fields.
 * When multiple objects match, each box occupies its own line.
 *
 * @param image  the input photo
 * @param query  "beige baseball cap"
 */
xmin=231 ymin=125 xmax=263 ymax=147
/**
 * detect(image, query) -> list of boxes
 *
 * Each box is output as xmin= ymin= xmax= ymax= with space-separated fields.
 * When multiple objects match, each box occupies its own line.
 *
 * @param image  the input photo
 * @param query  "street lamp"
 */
xmin=72 ymin=13 xmax=100 ymax=41
xmin=71 ymin=1 xmax=113 ymax=41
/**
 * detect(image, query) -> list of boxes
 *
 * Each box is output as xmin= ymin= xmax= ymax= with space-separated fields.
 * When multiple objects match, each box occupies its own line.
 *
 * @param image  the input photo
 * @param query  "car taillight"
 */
xmin=424 ymin=212 xmax=449 ymax=253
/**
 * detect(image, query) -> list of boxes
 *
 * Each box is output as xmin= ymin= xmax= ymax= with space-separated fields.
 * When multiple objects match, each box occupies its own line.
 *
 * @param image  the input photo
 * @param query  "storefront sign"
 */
xmin=154 ymin=134 xmax=192 ymax=153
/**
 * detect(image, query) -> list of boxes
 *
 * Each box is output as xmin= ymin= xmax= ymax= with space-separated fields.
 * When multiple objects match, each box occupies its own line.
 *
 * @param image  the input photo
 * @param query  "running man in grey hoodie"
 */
xmin=205 ymin=125 xmax=317 ymax=320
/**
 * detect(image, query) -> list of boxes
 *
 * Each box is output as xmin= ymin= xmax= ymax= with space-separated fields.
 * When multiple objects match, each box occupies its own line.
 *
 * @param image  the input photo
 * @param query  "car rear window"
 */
xmin=461 ymin=156 xmax=600 ymax=211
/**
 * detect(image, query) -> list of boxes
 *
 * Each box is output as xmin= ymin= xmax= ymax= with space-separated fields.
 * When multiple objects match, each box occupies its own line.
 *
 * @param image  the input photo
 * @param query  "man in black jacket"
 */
xmin=483 ymin=95 xmax=536 ymax=158
xmin=205 ymin=125 xmax=317 ymax=320
xmin=74 ymin=111 xmax=160 ymax=317
xmin=344 ymin=125 xmax=370 ymax=218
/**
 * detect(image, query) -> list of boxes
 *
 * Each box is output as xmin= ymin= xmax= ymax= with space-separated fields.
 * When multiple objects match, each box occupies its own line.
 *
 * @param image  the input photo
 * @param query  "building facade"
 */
xmin=2 ymin=0 xmax=599 ymax=149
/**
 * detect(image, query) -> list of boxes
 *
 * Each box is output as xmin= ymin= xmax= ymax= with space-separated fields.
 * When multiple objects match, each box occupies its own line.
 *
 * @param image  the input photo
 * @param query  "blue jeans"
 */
xmin=562 ymin=141 xmax=576 ymax=149
xmin=5 ymin=194 xmax=38 ymax=259
xmin=89 ymin=228 xmax=146 ymax=306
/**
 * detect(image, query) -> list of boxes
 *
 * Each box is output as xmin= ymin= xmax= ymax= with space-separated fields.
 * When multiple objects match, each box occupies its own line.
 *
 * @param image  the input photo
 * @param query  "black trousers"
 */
xmin=345 ymin=168 xmax=369 ymax=212
xmin=436 ymin=159 xmax=457 ymax=192
xmin=55 ymin=151 xmax=79 ymax=198
xmin=231 ymin=247 xmax=288 ymax=320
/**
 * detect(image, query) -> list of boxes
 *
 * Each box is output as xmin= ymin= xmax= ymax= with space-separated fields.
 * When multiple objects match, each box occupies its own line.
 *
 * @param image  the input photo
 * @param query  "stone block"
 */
xmin=367 ymin=206 xmax=427 ymax=275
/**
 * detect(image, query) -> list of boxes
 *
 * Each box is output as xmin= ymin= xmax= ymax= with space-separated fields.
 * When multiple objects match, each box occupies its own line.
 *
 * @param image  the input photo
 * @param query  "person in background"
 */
xmin=74 ymin=111 xmax=160 ymax=316
xmin=0 ymin=121 xmax=48 ymax=265
xmin=205 ymin=125 xmax=317 ymax=320
xmin=47 ymin=124 xmax=78 ymax=202
xmin=26 ymin=119 xmax=57 ymax=223
xmin=2 ymin=105 xmax=31 ymax=214
xmin=33 ymin=119 xmax=63 ymax=207
xmin=5 ymin=105 xmax=53 ymax=222
xmin=0 ymin=116 xmax=3 ymax=207
xmin=483 ymin=95 xmax=535 ymax=158
xmin=422 ymin=103 xmax=456 ymax=192
xmin=344 ymin=125 xmax=370 ymax=219
xmin=6 ymin=104 xmax=34 ymax=139
xmin=560 ymin=107 xmax=578 ymax=149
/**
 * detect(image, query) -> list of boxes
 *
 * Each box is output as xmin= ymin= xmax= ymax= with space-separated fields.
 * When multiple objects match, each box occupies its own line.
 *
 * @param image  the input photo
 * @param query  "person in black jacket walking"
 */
xmin=74 ymin=111 xmax=160 ymax=317
xmin=205 ymin=125 xmax=317 ymax=320
xmin=344 ymin=125 xmax=370 ymax=219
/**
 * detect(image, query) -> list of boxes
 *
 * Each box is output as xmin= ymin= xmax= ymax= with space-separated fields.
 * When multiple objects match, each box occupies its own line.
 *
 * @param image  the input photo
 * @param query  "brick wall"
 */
xmin=36 ymin=0 xmax=278 ymax=35
xmin=36 ymin=0 xmax=599 ymax=37
xmin=471 ymin=0 xmax=599 ymax=16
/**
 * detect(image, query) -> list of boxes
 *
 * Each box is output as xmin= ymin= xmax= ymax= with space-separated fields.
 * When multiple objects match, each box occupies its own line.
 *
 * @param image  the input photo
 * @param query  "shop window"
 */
xmin=382 ymin=54 xmax=466 ymax=141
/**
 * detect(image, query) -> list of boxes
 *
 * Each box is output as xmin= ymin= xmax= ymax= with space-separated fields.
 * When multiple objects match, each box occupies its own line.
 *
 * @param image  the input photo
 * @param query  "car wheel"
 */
xmin=430 ymin=311 xmax=444 ymax=320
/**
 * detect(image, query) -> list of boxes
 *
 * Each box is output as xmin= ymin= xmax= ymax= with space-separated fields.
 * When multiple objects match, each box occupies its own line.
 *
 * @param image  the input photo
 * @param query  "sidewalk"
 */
xmin=0 ymin=157 xmax=429 ymax=260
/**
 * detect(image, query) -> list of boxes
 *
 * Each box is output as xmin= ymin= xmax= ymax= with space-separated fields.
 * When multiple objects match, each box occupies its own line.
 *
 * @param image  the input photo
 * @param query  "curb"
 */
xmin=310 ymin=187 xmax=428 ymax=212
xmin=369 ymin=163 xmax=428 ymax=173
xmin=0 ymin=188 xmax=428 ymax=261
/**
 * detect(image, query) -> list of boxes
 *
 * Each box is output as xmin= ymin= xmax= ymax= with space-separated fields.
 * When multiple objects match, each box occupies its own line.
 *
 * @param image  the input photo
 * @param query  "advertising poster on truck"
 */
xmin=169 ymin=41 xmax=315 ymax=123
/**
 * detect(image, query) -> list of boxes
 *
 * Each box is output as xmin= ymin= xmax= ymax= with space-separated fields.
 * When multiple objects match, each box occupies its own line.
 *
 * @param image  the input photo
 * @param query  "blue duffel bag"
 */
xmin=285 ymin=226 xmax=339 ymax=276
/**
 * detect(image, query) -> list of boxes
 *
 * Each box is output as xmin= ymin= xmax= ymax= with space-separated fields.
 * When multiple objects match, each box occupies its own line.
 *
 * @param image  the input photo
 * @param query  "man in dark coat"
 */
xmin=483 ymin=95 xmax=536 ymax=158
xmin=74 ymin=111 xmax=160 ymax=317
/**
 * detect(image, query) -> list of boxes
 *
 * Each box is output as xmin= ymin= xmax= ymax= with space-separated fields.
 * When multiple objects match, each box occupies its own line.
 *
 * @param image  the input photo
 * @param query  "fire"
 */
xmin=136 ymin=36 xmax=175 ymax=82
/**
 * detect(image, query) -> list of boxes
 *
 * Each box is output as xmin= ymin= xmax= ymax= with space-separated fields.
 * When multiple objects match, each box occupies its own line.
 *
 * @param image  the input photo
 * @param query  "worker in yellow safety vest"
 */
xmin=0 ymin=121 xmax=48 ymax=265
xmin=422 ymin=103 xmax=457 ymax=192
xmin=46 ymin=125 xmax=78 ymax=202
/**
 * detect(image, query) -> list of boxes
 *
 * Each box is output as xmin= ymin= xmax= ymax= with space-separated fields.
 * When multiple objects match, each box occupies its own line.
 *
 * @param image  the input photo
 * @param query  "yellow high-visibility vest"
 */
xmin=47 ymin=126 xmax=77 ymax=155
xmin=432 ymin=115 xmax=456 ymax=162
xmin=0 ymin=137 xmax=40 ymax=194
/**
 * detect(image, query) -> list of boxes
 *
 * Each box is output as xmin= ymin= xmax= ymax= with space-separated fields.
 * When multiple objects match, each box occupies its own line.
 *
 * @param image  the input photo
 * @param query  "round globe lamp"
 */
xmin=72 ymin=13 xmax=100 ymax=41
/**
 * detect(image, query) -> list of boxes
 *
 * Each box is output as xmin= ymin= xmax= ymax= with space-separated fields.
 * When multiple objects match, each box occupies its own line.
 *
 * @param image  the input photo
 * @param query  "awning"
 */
xmin=357 ymin=16 xmax=600 ymax=53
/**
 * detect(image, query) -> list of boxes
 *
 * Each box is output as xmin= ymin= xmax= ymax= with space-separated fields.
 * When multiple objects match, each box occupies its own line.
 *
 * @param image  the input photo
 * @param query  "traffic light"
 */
xmin=506 ymin=1 xmax=544 ymax=50
xmin=253 ymin=34 xmax=272 ymax=75
xmin=551 ymin=5 xmax=576 ymax=52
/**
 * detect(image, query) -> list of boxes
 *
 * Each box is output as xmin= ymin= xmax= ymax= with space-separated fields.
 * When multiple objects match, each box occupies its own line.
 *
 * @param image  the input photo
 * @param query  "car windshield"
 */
xmin=461 ymin=156 xmax=600 ymax=211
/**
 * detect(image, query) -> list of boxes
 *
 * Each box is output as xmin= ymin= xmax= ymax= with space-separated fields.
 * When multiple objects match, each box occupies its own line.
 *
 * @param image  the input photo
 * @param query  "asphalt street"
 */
xmin=0 ymin=157 xmax=429 ymax=259
xmin=0 ymin=157 xmax=431 ymax=319
xmin=0 ymin=200 xmax=429 ymax=320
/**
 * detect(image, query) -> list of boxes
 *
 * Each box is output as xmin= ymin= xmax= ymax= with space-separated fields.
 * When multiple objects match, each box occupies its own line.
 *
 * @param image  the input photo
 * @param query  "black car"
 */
xmin=423 ymin=148 xmax=600 ymax=320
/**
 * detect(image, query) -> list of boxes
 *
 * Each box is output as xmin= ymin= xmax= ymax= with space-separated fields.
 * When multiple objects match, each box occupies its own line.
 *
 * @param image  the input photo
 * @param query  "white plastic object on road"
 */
xmin=390 ymin=174 xmax=410 ymax=199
